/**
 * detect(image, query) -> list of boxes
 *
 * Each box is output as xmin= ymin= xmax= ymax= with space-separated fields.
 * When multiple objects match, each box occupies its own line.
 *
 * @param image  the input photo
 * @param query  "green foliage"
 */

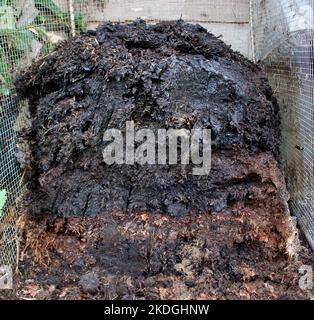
xmin=74 ymin=11 xmax=87 ymax=34
xmin=13 ymin=29 xmax=34 ymax=51
xmin=0 ymin=1 xmax=16 ymax=5
xmin=0 ymin=4 xmax=15 ymax=29
xmin=0 ymin=27 xmax=36 ymax=95
xmin=0 ymin=0 xmax=86 ymax=96
xmin=0 ymin=48 xmax=11 ymax=95
xmin=0 ymin=189 xmax=7 ymax=217
xmin=34 ymin=0 xmax=66 ymax=20
xmin=34 ymin=0 xmax=86 ymax=32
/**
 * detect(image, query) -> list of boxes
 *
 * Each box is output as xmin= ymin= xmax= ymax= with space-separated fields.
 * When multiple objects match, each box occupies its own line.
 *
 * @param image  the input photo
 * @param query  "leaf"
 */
xmin=12 ymin=29 xmax=34 ymax=51
xmin=34 ymin=0 xmax=65 ymax=21
xmin=0 ymin=57 xmax=10 ymax=75
xmin=74 ymin=11 xmax=86 ymax=33
xmin=0 ymin=4 xmax=16 ymax=29
xmin=0 ymin=81 xmax=10 ymax=95
xmin=0 ymin=84 xmax=10 ymax=95
xmin=16 ymin=0 xmax=39 ymax=27
xmin=0 ymin=53 xmax=11 ymax=95
xmin=0 ymin=189 xmax=7 ymax=217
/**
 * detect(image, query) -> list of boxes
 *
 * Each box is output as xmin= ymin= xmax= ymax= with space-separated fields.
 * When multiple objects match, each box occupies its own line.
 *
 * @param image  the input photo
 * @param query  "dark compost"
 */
xmin=10 ymin=20 xmax=311 ymax=300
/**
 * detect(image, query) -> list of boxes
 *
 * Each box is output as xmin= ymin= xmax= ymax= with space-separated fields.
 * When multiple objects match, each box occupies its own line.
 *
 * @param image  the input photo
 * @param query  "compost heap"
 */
xmin=13 ymin=20 xmax=308 ymax=300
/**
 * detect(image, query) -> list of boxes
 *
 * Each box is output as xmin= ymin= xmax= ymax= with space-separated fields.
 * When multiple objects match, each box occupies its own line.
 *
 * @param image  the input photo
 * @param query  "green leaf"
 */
xmin=42 ymin=41 xmax=55 ymax=55
xmin=0 ymin=53 xmax=11 ymax=95
xmin=35 ymin=15 xmax=48 ymax=25
xmin=0 ymin=58 xmax=10 ymax=74
xmin=34 ymin=0 xmax=65 ymax=21
xmin=0 ymin=4 xmax=16 ymax=29
xmin=12 ymin=29 xmax=34 ymax=51
xmin=0 ymin=84 xmax=10 ymax=95
xmin=0 ymin=189 xmax=7 ymax=217
xmin=74 ymin=11 xmax=86 ymax=33
xmin=0 ymin=49 xmax=12 ymax=73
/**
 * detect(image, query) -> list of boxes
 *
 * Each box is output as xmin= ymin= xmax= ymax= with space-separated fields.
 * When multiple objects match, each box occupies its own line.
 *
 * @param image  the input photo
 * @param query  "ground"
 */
xmin=0 ymin=207 xmax=312 ymax=300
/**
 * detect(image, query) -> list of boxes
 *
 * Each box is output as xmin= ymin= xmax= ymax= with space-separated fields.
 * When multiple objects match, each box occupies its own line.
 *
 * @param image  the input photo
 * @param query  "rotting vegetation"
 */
xmin=5 ymin=20 xmax=312 ymax=300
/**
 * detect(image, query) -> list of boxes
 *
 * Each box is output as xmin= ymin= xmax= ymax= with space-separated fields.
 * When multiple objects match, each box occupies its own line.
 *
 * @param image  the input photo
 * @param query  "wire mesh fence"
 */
xmin=252 ymin=0 xmax=314 ymax=249
xmin=0 ymin=0 xmax=313 ymax=270
xmin=0 ymin=0 xmax=77 ymax=268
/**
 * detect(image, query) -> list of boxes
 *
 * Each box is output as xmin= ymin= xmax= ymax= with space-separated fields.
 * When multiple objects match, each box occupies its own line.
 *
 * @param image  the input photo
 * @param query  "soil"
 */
xmin=3 ymin=20 xmax=311 ymax=300
xmin=1 ymin=209 xmax=313 ymax=300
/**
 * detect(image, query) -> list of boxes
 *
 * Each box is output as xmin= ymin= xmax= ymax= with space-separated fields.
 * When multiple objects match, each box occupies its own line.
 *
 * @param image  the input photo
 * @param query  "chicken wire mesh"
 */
xmin=252 ymin=0 xmax=314 ymax=249
xmin=0 ymin=0 xmax=78 ymax=268
xmin=0 ymin=0 xmax=313 ymax=270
